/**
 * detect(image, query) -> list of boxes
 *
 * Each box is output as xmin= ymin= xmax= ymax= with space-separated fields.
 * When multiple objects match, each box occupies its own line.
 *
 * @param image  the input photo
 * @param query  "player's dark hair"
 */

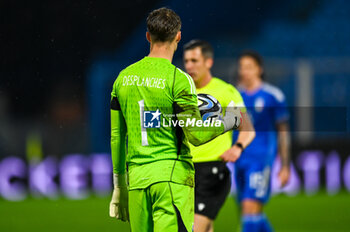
xmin=183 ymin=39 xmax=214 ymax=59
xmin=238 ymin=50 xmax=264 ymax=80
xmin=147 ymin=7 xmax=181 ymax=43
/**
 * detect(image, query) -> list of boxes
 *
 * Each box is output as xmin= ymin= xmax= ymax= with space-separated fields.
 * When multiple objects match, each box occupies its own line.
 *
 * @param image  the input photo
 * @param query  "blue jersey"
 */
xmin=235 ymin=83 xmax=289 ymax=165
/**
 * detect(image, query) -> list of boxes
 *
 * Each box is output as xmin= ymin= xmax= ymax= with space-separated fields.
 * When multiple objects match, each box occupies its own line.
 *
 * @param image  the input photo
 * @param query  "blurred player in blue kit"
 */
xmin=231 ymin=51 xmax=291 ymax=232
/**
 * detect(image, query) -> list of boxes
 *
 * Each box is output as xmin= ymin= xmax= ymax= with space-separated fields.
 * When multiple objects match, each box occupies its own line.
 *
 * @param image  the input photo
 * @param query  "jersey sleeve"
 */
xmin=225 ymin=84 xmax=247 ymax=113
xmin=271 ymin=88 xmax=289 ymax=123
xmin=110 ymin=78 xmax=127 ymax=174
xmin=173 ymin=68 xmax=225 ymax=146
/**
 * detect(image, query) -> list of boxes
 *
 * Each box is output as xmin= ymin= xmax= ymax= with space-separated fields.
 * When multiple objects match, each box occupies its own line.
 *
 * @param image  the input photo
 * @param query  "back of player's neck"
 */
xmin=148 ymin=44 xmax=174 ymax=62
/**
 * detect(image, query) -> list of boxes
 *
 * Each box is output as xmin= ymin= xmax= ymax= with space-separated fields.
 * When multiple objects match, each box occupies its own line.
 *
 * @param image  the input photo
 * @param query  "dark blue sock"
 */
xmin=242 ymin=214 xmax=263 ymax=232
xmin=241 ymin=214 xmax=273 ymax=232
xmin=260 ymin=214 xmax=273 ymax=232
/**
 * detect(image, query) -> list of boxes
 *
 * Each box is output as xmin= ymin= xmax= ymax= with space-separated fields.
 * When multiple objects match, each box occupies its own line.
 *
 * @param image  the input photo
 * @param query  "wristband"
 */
xmin=235 ymin=142 xmax=244 ymax=151
xmin=113 ymin=173 xmax=127 ymax=187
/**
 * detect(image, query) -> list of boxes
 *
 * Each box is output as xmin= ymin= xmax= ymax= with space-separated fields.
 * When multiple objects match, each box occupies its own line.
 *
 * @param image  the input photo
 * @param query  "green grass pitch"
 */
xmin=1 ymin=192 xmax=349 ymax=232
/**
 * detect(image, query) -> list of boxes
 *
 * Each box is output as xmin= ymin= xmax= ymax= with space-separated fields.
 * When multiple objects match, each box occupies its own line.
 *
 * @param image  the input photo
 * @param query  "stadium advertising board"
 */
xmin=1 ymin=146 xmax=350 ymax=201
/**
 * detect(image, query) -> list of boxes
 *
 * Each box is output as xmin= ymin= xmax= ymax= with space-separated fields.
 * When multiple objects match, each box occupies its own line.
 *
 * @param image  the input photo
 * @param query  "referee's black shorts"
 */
xmin=194 ymin=161 xmax=231 ymax=220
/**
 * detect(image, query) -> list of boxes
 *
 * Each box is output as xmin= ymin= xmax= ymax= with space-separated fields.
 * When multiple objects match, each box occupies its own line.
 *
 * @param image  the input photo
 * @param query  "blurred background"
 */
xmin=1 ymin=0 xmax=350 ymax=231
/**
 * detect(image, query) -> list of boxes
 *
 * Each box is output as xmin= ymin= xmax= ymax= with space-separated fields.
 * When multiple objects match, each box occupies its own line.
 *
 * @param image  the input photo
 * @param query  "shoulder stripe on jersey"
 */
xmin=262 ymin=83 xmax=285 ymax=103
xmin=177 ymin=68 xmax=195 ymax=94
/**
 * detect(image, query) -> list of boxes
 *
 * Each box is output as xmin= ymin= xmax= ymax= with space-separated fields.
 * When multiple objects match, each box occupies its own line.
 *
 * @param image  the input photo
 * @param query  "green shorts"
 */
xmin=128 ymin=181 xmax=194 ymax=232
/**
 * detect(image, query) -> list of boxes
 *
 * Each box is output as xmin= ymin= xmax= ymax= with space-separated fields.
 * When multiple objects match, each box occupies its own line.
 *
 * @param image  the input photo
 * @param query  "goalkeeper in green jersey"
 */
xmin=109 ymin=8 xmax=242 ymax=232
xmin=183 ymin=40 xmax=256 ymax=232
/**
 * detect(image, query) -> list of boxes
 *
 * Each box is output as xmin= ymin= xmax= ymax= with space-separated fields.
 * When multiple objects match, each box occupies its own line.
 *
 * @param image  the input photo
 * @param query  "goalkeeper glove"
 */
xmin=222 ymin=101 xmax=242 ymax=132
xmin=109 ymin=173 xmax=129 ymax=222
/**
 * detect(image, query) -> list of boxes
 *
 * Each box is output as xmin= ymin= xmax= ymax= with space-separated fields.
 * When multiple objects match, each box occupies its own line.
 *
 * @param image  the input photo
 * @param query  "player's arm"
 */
xmin=109 ymin=82 xmax=129 ymax=222
xmin=221 ymin=112 xmax=256 ymax=162
xmin=277 ymin=121 xmax=291 ymax=187
xmin=221 ymin=87 xmax=255 ymax=162
xmin=273 ymin=90 xmax=291 ymax=187
xmin=110 ymin=97 xmax=127 ymax=176
xmin=174 ymin=93 xmax=225 ymax=146
xmin=173 ymin=69 xmax=241 ymax=146
xmin=236 ymin=112 xmax=255 ymax=148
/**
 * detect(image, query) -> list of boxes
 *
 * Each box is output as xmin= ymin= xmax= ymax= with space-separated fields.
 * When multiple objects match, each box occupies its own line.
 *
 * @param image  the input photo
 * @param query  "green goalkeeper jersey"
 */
xmin=110 ymin=57 xmax=225 ymax=190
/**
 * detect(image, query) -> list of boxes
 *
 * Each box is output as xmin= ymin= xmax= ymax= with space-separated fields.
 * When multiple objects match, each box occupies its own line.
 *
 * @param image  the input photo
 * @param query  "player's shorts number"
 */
xmin=249 ymin=167 xmax=270 ymax=198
